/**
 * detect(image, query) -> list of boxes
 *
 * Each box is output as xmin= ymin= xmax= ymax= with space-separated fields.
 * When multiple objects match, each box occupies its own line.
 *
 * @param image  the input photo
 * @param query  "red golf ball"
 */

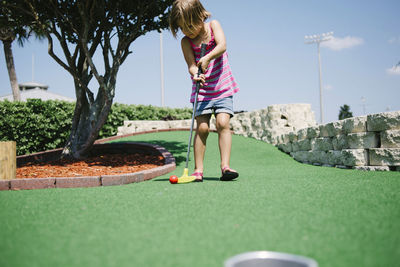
xmin=169 ymin=175 xmax=178 ymax=184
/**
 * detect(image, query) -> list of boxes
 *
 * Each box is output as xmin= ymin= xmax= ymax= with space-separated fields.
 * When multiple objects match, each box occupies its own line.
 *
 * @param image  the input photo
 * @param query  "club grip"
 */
xmin=197 ymin=43 xmax=207 ymax=75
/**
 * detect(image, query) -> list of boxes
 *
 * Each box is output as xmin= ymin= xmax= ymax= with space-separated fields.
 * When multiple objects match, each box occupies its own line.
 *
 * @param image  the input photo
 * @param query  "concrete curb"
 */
xmin=2 ymin=136 xmax=176 ymax=191
xmin=94 ymin=128 xmax=219 ymax=144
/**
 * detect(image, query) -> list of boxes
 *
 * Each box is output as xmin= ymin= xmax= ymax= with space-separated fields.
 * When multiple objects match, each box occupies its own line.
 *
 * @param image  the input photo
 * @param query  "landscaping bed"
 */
xmin=0 ymin=141 xmax=176 ymax=190
xmin=17 ymin=153 xmax=164 ymax=178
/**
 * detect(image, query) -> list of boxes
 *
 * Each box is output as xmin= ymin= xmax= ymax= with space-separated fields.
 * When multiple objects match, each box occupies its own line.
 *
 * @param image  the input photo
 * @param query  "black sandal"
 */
xmin=220 ymin=167 xmax=239 ymax=181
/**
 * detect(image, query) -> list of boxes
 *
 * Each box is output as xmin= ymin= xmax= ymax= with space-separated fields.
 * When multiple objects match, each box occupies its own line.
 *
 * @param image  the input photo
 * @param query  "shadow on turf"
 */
xmin=129 ymin=140 xmax=238 ymax=183
xmin=153 ymin=177 xmax=234 ymax=182
xmin=118 ymin=139 xmax=188 ymax=165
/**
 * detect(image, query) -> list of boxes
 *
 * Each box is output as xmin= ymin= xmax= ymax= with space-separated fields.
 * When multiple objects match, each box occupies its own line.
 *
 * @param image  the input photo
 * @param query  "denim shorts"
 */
xmin=194 ymin=96 xmax=234 ymax=118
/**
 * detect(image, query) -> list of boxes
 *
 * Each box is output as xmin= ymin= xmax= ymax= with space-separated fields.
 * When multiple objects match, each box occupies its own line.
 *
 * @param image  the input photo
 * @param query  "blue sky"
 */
xmin=1 ymin=0 xmax=399 ymax=123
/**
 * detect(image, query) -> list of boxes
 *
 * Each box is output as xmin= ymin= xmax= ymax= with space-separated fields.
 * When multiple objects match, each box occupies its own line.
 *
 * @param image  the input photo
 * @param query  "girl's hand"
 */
xmin=193 ymin=73 xmax=206 ymax=86
xmin=197 ymin=55 xmax=210 ymax=73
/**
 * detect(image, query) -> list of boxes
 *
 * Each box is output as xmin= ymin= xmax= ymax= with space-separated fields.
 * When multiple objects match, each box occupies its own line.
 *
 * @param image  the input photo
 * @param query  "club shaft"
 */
xmin=185 ymin=85 xmax=200 ymax=169
xmin=185 ymin=44 xmax=207 ymax=169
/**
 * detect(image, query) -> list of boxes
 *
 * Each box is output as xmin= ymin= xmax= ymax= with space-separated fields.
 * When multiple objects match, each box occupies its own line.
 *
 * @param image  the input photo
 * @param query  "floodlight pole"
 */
xmin=305 ymin=32 xmax=333 ymax=124
xmin=317 ymin=42 xmax=323 ymax=124
xmin=160 ymin=31 xmax=165 ymax=107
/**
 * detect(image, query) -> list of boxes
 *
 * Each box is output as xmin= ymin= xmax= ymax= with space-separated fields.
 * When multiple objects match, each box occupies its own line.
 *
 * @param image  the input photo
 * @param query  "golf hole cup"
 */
xmin=224 ymin=251 xmax=318 ymax=267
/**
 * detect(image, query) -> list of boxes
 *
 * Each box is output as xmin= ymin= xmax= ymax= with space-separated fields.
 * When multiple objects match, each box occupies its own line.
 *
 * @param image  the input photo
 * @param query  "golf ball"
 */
xmin=169 ymin=175 xmax=178 ymax=184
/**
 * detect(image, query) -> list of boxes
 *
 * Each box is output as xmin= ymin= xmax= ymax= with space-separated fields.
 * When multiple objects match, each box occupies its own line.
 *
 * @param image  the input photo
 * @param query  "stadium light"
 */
xmin=305 ymin=31 xmax=334 ymax=124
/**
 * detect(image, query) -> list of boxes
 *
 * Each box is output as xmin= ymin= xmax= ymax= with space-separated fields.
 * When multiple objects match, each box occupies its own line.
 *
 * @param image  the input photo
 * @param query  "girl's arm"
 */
xmin=198 ymin=20 xmax=227 ymax=71
xmin=181 ymin=37 xmax=206 ymax=84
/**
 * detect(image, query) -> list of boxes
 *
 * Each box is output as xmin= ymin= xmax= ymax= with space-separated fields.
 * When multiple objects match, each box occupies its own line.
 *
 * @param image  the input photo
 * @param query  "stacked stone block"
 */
xmin=118 ymin=103 xmax=316 ymax=144
xmin=220 ymin=103 xmax=316 ymax=143
xmin=276 ymin=111 xmax=400 ymax=171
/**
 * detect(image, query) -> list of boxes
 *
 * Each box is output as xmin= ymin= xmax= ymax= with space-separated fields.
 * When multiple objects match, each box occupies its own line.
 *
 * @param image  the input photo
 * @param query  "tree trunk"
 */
xmin=3 ymin=40 xmax=21 ymax=101
xmin=61 ymin=82 xmax=114 ymax=159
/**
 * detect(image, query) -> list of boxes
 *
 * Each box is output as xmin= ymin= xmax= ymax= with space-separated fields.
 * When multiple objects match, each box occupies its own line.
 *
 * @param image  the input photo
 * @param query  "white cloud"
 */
xmin=321 ymin=36 xmax=364 ymax=51
xmin=386 ymin=65 xmax=400 ymax=75
xmin=388 ymin=37 xmax=400 ymax=44
xmin=324 ymin=84 xmax=333 ymax=91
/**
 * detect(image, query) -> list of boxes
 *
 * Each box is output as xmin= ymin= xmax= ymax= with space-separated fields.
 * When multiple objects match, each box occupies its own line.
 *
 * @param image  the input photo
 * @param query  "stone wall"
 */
xmin=276 ymin=111 xmax=400 ymax=171
xmin=230 ymin=104 xmax=316 ymax=143
xmin=117 ymin=103 xmax=316 ymax=143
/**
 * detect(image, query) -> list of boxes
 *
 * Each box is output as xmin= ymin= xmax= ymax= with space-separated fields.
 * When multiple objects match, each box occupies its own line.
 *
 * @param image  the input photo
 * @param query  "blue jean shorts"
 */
xmin=194 ymin=96 xmax=234 ymax=118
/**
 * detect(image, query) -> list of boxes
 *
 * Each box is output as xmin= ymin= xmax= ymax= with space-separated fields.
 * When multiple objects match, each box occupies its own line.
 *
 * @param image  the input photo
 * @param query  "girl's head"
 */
xmin=169 ymin=0 xmax=211 ymax=39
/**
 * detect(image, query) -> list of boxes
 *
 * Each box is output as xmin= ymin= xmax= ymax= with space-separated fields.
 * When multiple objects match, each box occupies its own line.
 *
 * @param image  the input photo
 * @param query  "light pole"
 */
xmin=305 ymin=31 xmax=333 ymax=124
xmin=160 ymin=31 xmax=165 ymax=107
xmin=361 ymin=96 xmax=366 ymax=115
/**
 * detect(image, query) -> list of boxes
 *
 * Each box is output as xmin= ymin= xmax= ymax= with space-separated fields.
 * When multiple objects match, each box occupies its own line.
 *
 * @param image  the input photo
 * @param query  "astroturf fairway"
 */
xmin=0 ymin=131 xmax=399 ymax=267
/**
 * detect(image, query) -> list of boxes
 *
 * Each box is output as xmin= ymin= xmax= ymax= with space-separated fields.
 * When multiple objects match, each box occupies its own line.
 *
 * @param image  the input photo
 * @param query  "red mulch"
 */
xmin=17 ymin=153 xmax=164 ymax=178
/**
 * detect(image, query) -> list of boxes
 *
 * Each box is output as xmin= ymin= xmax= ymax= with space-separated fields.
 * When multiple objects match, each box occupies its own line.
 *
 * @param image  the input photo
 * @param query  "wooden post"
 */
xmin=0 ymin=141 xmax=16 ymax=180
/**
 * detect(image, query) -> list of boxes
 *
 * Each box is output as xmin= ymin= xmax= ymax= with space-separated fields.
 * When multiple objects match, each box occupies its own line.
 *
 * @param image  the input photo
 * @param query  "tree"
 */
xmin=338 ymin=104 xmax=353 ymax=120
xmin=4 ymin=0 xmax=173 ymax=159
xmin=0 ymin=28 xmax=19 ymax=101
xmin=0 ymin=2 xmax=31 ymax=101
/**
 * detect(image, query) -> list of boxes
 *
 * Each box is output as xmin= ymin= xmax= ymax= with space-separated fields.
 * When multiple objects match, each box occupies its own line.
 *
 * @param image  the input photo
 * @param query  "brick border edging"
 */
xmin=1 ymin=140 xmax=176 ymax=191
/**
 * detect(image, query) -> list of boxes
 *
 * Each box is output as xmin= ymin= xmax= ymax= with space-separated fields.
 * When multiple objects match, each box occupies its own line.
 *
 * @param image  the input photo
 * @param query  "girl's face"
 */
xmin=179 ymin=20 xmax=203 ymax=39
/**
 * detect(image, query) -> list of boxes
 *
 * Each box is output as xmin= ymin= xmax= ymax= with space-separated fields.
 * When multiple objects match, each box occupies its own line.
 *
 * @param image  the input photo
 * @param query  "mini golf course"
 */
xmin=0 ymin=131 xmax=399 ymax=267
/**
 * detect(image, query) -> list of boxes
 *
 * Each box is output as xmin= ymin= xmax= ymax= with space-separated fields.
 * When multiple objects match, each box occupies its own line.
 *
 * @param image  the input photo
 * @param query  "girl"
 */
xmin=169 ymin=0 xmax=239 ymax=182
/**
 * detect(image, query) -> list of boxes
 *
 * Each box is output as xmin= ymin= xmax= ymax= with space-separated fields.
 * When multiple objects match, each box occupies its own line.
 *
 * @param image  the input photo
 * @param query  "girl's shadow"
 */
xmin=203 ymin=177 xmax=220 ymax=181
xmin=153 ymin=176 xmax=235 ymax=182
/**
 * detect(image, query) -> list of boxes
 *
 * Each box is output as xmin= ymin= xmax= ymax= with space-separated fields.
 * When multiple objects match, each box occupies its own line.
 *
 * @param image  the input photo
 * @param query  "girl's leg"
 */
xmin=215 ymin=113 xmax=232 ymax=169
xmin=194 ymin=114 xmax=211 ymax=173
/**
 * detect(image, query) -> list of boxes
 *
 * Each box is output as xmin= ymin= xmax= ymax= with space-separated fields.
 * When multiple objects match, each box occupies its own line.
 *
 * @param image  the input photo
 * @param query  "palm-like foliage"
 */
xmin=0 ymin=2 xmax=31 ymax=101
xmin=338 ymin=104 xmax=353 ymax=120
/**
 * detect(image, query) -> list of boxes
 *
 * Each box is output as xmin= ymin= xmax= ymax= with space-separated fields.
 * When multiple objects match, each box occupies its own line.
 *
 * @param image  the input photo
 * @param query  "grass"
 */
xmin=0 ymin=131 xmax=399 ymax=267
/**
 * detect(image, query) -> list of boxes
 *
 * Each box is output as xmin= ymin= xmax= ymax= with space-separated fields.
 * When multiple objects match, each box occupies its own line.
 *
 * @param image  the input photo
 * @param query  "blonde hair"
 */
xmin=169 ymin=0 xmax=211 ymax=38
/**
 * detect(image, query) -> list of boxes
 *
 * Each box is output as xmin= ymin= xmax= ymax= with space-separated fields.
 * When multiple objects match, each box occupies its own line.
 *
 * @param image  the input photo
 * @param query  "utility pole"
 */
xmin=305 ymin=32 xmax=333 ymax=124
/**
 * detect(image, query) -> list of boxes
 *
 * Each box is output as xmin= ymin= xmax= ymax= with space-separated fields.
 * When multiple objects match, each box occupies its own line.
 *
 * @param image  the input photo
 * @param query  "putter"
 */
xmin=178 ymin=43 xmax=207 ymax=183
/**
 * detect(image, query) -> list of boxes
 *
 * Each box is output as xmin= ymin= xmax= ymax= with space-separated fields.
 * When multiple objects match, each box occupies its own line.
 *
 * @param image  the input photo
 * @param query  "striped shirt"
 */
xmin=188 ymin=23 xmax=239 ymax=103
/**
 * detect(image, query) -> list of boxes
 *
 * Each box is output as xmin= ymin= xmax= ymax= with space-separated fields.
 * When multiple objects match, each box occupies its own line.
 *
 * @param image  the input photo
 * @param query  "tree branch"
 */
xmin=46 ymin=33 xmax=72 ymax=74
xmin=48 ymin=0 xmax=80 ymax=36
xmin=102 ymin=31 xmax=111 ymax=75
xmin=77 ymin=2 xmax=104 ymax=89
xmin=72 ymin=44 xmax=79 ymax=64
xmin=51 ymin=21 xmax=73 ymax=65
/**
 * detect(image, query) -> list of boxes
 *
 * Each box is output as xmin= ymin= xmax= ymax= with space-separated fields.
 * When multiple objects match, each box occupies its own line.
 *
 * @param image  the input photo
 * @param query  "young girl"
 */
xmin=169 ymin=0 xmax=239 ymax=182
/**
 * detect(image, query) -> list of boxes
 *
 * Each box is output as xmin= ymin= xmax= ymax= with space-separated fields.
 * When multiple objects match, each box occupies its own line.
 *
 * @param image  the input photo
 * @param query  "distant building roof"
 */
xmin=19 ymin=82 xmax=49 ymax=91
xmin=0 ymin=82 xmax=75 ymax=102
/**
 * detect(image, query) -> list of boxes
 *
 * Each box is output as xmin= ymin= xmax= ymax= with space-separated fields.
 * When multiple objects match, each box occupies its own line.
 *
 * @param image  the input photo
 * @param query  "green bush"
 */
xmin=0 ymin=100 xmax=191 ymax=155
xmin=0 ymin=99 xmax=75 ymax=156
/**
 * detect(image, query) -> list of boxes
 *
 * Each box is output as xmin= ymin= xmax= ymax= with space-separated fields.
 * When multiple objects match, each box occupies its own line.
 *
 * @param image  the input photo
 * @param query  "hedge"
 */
xmin=0 ymin=99 xmax=191 ymax=155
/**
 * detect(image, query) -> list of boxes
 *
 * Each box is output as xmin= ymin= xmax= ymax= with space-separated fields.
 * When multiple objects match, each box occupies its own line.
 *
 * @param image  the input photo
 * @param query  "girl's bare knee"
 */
xmin=216 ymin=114 xmax=230 ymax=132
xmin=197 ymin=123 xmax=209 ymax=136
xmin=196 ymin=114 xmax=211 ymax=136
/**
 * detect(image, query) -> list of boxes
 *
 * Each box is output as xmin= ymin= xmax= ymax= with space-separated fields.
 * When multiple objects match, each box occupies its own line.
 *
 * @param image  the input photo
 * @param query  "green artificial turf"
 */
xmin=0 ymin=131 xmax=399 ymax=267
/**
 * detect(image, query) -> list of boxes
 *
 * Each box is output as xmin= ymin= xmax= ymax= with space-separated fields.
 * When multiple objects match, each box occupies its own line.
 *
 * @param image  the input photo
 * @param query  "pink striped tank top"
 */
xmin=188 ymin=23 xmax=239 ymax=103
